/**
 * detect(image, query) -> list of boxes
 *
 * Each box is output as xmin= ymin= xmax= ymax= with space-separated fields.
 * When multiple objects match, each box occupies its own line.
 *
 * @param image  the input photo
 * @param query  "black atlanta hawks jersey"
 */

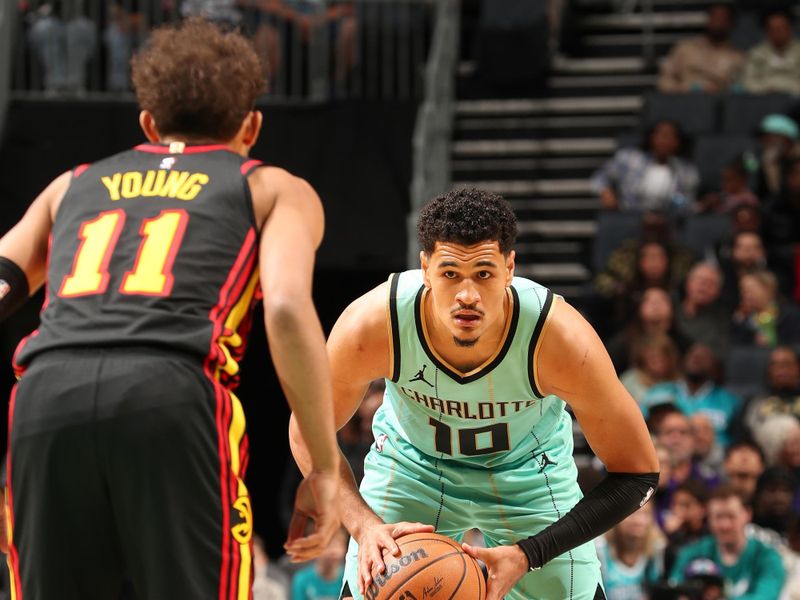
xmin=14 ymin=143 xmax=265 ymax=388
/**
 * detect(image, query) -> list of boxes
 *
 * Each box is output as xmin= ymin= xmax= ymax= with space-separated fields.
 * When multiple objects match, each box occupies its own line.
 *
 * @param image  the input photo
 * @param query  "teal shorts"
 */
xmin=343 ymin=413 xmax=603 ymax=600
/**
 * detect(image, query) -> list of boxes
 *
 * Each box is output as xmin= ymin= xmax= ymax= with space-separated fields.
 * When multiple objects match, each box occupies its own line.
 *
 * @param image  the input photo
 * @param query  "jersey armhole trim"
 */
xmin=240 ymin=159 xmax=264 ymax=176
xmin=527 ymin=289 xmax=554 ymax=399
xmin=387 ymin=273 xmax=401 ymax=382
xmin=72 ymin=163 xmax=91 ymax=179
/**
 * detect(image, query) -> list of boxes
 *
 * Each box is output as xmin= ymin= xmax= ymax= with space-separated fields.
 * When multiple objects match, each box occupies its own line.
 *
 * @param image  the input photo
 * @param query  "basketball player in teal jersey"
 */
xmin=288 ymin=188 xmax=659 ymax=600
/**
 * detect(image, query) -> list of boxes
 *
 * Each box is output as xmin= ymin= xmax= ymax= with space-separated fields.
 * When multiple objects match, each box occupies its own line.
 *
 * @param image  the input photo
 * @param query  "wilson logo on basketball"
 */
xmin=364 ymin=548 xmax=429 ymax=600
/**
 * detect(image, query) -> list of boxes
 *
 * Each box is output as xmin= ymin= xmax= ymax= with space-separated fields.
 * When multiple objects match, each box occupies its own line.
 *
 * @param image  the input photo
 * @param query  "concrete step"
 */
xmin=452 ymin=156 xmax=604 ymax=173
xmin=551 ymin=56 xmax=648 ymax=75
xmin=456 ymin=96 xmax=643 ymax=117
xmin=510 ymin=198 xmax=600 ymax=212
xmin=581 ymin=11 xmax=705 ymax=30
xmin=515 ymin=241 xmax=586 ymax=256
xmin=453 ymin=138 xmax=616 ymax=157
xmin=582 ymin=32 xmax=692 ymax=48
xmin=518 ymin=220 xmax=598 ymax=237
xmin=514 ymin=262 xmax=592 ymax=282
xmin=456 ymin=114 xmax=637 ymax=132
xmin=452 ymin=179 xmax=594 ymax=197
xmin=547 ymin=73 xmax=658 ymax=90
xmin=576 ymin=0 xmax=731 ymax=9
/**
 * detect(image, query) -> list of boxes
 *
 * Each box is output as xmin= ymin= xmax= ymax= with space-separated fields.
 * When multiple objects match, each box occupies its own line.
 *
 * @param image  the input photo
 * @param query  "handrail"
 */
xmin=407 ymin=0 xmax=459 ymax=266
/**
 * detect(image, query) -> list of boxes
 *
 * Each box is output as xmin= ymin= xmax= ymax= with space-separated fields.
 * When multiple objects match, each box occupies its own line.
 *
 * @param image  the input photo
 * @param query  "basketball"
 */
xmin=365 ymin=532 xmax=487 ymax=600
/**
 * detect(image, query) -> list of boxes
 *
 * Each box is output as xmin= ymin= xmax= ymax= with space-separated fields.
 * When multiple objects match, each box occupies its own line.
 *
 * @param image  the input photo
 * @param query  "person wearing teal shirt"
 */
xmin=292 ymin=531 xmax=347 ymax=600
xmin=669 ymin=485 xmax=785 ymax=600
xmin=643 ymin=344 xmax=741 ymax=446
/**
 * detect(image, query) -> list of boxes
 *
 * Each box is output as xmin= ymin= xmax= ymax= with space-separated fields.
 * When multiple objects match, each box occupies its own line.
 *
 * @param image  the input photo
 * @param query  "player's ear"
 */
xmin=420 ymin=251 xmax=431 ymax=289
xmin=241 ymin=111 xmax=263 ymax=149
xmin=139 ymin=111 xmax=161 ymax=143
xmin=505 ymin=250 xmax=516 ymax=285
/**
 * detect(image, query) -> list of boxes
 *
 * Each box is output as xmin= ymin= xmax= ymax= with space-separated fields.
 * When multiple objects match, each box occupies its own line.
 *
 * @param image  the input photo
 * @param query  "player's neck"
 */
xmin=160 ymin=135 xmax=247 ymax=156
xmin=425 ymin=291 xmax=509 ymax=373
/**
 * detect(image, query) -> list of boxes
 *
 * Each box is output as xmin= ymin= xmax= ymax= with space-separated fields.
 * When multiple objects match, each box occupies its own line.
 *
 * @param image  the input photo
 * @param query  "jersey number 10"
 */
xmin=59 ymin=208 xmax=189 ymax=298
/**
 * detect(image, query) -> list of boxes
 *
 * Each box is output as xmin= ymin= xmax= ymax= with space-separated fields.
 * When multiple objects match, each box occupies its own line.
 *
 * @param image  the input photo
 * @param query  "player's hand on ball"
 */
xmin=356 ymin=520 xmax=434 ymax=596
xmin=462 ymin=542 xmax=529 ymax=600
xmin=284 ymin=470 xmax=340 ymax=562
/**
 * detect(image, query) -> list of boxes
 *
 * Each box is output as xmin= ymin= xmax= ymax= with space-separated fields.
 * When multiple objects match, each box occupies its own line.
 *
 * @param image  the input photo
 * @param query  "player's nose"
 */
xmin=455 ymin=280 xmax=480 ymax=305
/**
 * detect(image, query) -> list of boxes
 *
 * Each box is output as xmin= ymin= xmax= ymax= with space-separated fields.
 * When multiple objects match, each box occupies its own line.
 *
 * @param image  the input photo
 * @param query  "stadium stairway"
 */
xmin=451 ymin=0 xmax=715 ymax=301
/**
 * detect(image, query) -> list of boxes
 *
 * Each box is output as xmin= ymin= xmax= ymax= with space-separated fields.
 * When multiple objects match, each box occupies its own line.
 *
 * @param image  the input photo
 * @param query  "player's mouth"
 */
xmin=452 ymin=311 xmax=482 ymax=328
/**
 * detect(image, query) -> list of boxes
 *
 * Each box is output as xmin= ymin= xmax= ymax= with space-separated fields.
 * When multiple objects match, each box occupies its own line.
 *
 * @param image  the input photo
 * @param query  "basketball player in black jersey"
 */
xmin=0 ymin=18 xmax=339 ymax=599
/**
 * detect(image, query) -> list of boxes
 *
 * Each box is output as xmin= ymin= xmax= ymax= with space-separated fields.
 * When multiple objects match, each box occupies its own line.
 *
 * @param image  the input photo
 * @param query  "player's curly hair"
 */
xmin=417 ymin=188 xmax=517 ymax=254
xmin=131 ymin=18 xmax=266 ymax=141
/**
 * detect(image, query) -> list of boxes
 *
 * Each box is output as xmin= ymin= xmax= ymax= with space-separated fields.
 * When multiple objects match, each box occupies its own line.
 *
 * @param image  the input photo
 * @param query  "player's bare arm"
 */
xmin=464 ymin=298 xmax=659 ymax=600
xmin=251 ymin=166 xmax=341 ymax=558
xmin=288 ymin=282 xmax=433 ymax=585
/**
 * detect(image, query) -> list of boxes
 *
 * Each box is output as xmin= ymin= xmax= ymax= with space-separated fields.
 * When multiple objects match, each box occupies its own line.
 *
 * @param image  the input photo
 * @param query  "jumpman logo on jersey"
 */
xmin=409 ymin=364 xmax=433 ymax=387
xmin=536 ymin=452 xmax=557 ymax=473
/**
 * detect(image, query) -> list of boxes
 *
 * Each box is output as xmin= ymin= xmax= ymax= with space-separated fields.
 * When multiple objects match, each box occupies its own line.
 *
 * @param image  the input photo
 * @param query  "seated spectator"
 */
xmin=591 ymin=120 xmax=699 ymax=212
xmin=663 ymin=480 xmax=709 ymax=575
xmin=765 ymin=157 xmax=800 ymax=245
xmin=732 ymin=270 xmax=800 ymax=347
xmin=669 ymin=486 xmax=786 ymax=598
xmin=719 ymin=231 xmax=767 ymax=310
xmin=723 ymin=442 xmax=766 ymax=505
xmin=291 ymin=529 xmax=346 ymax=600
xmin=676 ymin=262 xmax=730 ymax=359
xmin=652 ymin=407 xmax=720 ymax=528
xmin=620 ymin=334 xmax=681 ymax=406
xmin=594 ymin=212 xmax=694 ymax=332
xmin=752 ymin=467 xmax=798 ymax=540
xmin=658 ymin=3 xmax=745 ymax=93
xmin=697 ymin=157 xmax=760 ymax=215
xmin=607 ymin=287 xmax=692 ymax=373
xmin=755 ymin=114 xmax=800 ymax=200
xmin=595 ymin=501 xmax=665 ymax=600
xmin=27 ymin=1 xmax=97 ymax=93
xmin=754 ymin=414 xmax=800 ymax=471
xmin=643 ymin=343 xmax=741 ymax=447
xmin=103 ymin=2 xmax=148 ymax=92
xmin=745 ymin=346 xmax=800 ymax=435
xmin=253 ymin=535 xmax=290 ymax=600
xmin=180 ymin=0 xmax=242 ymax=27
xmin=743 ymin=8 xmax=800 ymax=95
xmin=691 ymin=413 xmax=725 ymax=473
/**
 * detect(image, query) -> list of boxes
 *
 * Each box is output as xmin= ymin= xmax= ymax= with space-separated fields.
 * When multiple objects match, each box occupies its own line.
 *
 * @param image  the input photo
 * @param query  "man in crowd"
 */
xmin=743 ymin=8 xmax=800 ymax=95
xmin=723 ymin=442 xmax=766 ymax=505
xmin=745 ymin=346 xmax=800 ymax=437
xmin=659 ymin=3 xmax=744 ymax=93
xmin=675 ymin=263 xmax=730 ymax=359
xmin=670 ymin=486 xmax=785 ymax=599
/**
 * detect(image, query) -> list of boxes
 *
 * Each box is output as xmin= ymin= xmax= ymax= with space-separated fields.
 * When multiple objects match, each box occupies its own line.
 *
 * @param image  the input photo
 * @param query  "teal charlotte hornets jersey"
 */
xmin=380 ymin=269 xmax=566 ymax=468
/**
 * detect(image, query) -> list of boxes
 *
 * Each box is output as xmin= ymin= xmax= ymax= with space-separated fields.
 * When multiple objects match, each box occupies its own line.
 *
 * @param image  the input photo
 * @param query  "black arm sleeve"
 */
xmin=517 ymin=471 xmax=659 ymax=570
xmin=0 ymin=257 xmax=30 ymax=323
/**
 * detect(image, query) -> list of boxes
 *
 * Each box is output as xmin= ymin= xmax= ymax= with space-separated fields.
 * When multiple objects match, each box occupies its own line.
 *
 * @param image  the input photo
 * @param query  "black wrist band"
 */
xmin=0 ymin=257 xmax=30 ymax=323
xmin=517 ymin=471 xmax=659 ymax=571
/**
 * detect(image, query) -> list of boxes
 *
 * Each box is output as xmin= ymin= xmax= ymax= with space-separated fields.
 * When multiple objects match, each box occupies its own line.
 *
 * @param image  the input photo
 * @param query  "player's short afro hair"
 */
xmin=417 ymin=188 xmax=518 ymax=254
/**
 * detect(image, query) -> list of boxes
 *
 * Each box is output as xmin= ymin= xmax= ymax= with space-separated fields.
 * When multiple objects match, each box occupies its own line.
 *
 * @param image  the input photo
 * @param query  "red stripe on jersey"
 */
xmin=73 ymin=164 xmax=91 ymax=179
xmin=6 ymin=385 xmax=24 ymax=599
xmin=239 ymin=160 xmax=262 ymax=176
xmin=204 ymin=228 xmax=258 ymax=600
xmin=134 ymin=144 xmax=231 ymax=155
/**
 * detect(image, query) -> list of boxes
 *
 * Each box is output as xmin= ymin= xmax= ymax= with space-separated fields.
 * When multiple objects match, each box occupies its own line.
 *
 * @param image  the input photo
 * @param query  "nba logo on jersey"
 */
xmin=375 ymin=433 xmax=388 ymax=453
xmin=0 ymin=280 xmax=9 ymax=300
xmin=159 ymin=156 xmax=176 ymax=170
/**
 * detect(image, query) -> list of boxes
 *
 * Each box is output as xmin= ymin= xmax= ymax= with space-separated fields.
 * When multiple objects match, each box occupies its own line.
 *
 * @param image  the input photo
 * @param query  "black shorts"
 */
xmin=6 ymin=347 xmax=253 ymax=600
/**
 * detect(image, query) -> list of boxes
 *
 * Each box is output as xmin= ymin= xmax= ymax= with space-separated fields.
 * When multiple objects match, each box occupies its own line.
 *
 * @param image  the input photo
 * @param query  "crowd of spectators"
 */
xmin=588 ymin=4 xmax=800 ymax=599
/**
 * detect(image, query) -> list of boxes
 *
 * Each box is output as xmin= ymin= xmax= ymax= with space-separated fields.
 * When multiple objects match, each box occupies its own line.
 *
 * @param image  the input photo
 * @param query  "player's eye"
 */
xmin=477 ymin=271 xmax=491 ymax=280
xmin=443 ymin=271 xmax=457 ymax=279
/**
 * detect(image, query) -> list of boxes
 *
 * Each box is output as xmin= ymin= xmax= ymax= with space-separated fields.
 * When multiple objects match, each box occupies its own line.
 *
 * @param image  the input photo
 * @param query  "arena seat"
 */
xmin=721 ymin=93 xmax=796 ymax=135
xmin=692 ymin=135 xmax=757 ymax=191
xmin=679 ymin=213 xmax=732 ymax=260
xmin=642 ymin=93 xmax=720 ymax=136
xmin=592 ymin=212 xmax=642 ymax=272
xmin=724 ymin=345 xmax=772 ymax=401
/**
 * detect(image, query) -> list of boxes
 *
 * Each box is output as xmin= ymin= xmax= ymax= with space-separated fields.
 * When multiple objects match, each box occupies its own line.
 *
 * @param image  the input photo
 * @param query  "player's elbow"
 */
xmin=263 ymin=294 xmax=313 ymax=332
